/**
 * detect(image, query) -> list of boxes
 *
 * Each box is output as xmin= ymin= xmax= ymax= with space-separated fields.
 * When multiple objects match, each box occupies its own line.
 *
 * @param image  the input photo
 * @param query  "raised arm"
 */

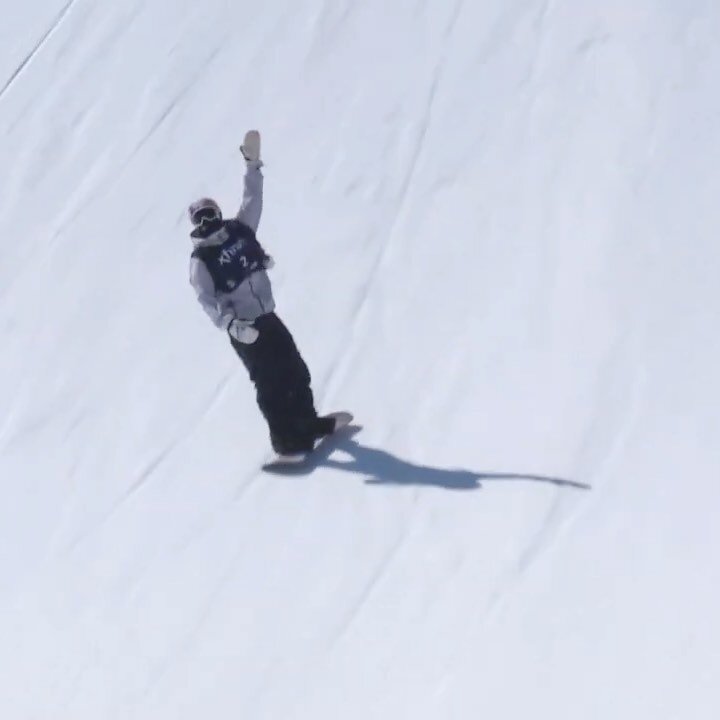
xmin=236 ymin=161 xmax=264 ymax=232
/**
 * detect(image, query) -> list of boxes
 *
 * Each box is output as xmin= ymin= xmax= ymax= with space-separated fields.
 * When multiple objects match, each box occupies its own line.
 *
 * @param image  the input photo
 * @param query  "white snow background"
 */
xmin=1 ymin=1 xmax=719 ymax=718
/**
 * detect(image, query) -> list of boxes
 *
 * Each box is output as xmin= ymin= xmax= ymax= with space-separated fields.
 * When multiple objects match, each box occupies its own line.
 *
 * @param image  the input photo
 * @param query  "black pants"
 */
xmin=230 ymin=312 xmax=334 ymax=454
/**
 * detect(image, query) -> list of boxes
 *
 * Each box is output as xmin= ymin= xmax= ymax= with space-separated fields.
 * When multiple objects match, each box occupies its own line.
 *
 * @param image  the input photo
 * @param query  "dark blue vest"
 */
xmin=191 ymin=220 xmax=267 ymax=293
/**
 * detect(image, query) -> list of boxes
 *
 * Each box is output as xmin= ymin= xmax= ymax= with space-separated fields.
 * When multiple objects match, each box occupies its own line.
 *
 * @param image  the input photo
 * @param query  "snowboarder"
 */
xmin=188 ymin=131 xmax=342 ymax=456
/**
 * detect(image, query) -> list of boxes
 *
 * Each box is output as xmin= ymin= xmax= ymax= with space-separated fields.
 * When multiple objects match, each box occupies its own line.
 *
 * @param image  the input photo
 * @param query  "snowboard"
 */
xmin=263 ymin=411 xmax=354 ymax=470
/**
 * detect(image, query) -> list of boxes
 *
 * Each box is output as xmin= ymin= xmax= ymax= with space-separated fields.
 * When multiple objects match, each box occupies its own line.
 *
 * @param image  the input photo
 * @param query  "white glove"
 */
xmin=227 ymin=318 xmax=259 ymax=344
xmin=240 ymin=130 xmax=262 ymax=166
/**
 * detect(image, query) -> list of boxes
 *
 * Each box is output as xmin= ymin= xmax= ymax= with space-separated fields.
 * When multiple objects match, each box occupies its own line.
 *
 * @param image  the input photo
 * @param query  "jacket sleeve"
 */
xmin=189 ymin=257 xmax=235 ymax=330
xmin=235 ymin=161 xmax=264 ymax=232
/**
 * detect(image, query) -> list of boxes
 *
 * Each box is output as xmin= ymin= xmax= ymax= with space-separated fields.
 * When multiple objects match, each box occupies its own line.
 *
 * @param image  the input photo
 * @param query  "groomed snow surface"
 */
xmin=2 ymin=1 xmax=720 ymax=718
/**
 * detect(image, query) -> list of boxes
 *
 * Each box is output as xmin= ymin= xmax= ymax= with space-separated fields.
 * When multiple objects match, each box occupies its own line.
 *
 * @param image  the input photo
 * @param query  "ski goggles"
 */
xmin=191 ymin=206 xmax=220 ymax=225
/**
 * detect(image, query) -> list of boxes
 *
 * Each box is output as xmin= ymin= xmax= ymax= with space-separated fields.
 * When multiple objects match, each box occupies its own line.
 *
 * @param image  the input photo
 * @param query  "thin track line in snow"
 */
xmin=0 ymin=0 xmax=79 ymax=103
xmin=331 ymin=528 xmax=408 ymax=644
xmin=138 ymin=524 xmax=263 ymax=700
xmin=483 ymin=358 xmax=646 ymax=628
xmin=61 ymin=372 xmax=235 ymax=554
xmin=320 ymin=0 xmax=465 ymax=402
xmin=117 ymin=372 xmax=236 ymax=497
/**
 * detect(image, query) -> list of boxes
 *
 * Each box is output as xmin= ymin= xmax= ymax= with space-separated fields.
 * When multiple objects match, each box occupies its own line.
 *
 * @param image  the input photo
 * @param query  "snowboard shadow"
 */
xmin=265 ymin=426 xmax=589 ymax=492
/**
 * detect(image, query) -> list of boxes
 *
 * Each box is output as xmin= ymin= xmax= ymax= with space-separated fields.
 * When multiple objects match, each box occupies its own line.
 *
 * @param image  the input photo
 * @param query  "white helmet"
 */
xmin=188 ymin=197 xmax=222 ymax=227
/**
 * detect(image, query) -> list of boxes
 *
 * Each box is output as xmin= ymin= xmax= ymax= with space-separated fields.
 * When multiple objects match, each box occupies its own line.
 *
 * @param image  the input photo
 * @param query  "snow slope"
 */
xmin=2 ymin=1 xmax=720 ymax=718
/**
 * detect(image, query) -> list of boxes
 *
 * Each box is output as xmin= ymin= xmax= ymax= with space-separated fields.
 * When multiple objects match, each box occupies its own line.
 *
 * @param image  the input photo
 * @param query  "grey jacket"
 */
xmin=189 ymin=163 xmax=275 ymax=328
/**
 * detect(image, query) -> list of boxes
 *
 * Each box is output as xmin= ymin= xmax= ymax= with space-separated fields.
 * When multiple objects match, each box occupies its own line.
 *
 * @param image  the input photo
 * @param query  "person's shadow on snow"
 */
xmin=265 ymin=426 xmax=589 ymax=491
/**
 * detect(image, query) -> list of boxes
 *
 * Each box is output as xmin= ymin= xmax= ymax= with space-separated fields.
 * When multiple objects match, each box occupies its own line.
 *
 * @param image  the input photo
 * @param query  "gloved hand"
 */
xmin=227 ymin=318 xmax=259 ymax=344
xmin=240 ymin=130 xmax=263 ymax=167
